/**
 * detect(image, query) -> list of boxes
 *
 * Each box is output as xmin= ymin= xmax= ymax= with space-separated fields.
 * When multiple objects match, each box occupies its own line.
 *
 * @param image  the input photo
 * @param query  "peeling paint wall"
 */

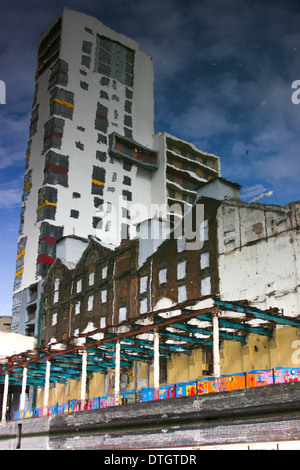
xmin=218 ymin=201 xmax=300 ymax=315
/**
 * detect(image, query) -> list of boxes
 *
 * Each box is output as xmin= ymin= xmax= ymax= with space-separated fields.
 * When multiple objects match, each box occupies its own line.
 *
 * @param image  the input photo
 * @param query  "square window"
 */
xmin=75 ymin=301 xmax=81 ymax=315
xmin=200 ymin=252 xmax=209 ymax=269
xmin=102 ymin=265 xmax=108 ymax=279
xmin=159 ymin=268 xmax=167 ymax=285
xmin=81 ymin=55 xmax=91 ymax=68
xmin=200 ymin=219 xmax=209 ymax=242
xmin=123 ymin=175 xmax=131 ymax=186
xmin=140 ymin=276 xmax=148 ymax=293
xmin=88 ymin=295 xmax=94 ymax=311
xmin=123 ymin=161 xmax=132 ymax=172
xmin=70 ymin=209 xmax=79 ymax=219
xmin=101 ymin=289 xmax=107 ymax=303
xmin=100 ymin=317 xmax=106 ymax=329
xmin=119 ymin=306 xmax=127 ymax=322
xmin=177 ymin=260 xmax=186 ymax=280
xmin=96 ymin=151 xmax=107 ymax=162
xmin=178 ymin=285 xmax=187 ymax=303
xmin=82 ymin=41 xmax=92 ymax=54
xmin=201 ymin=276 xmax=211 ymax=296
xmin=168 ymin=188 xmax=175 ymax=199
xmin=52 ymin=312 xmax=57 ymax=325
xmin=140 ymin=297 xmax=147 ymax=314
xmin=122 ymin=190 xmax=132 ymax=201
xmin=80 ymin=81 xmax=89 ymax=90
xmin=121 ymin=223 xmax=130 ymax=242
xmin=94 ymin=197 xmax=103 ymax=208
xmin=93 ymin=217 xmax=102 ymax=229
xmin=89 ymin=272 xmax=95 ymax=286
xmin=77 ymin=279 xmax=82 ymax=293
xmin=54 ymin=278 xmax=60 ymax=303
xmin=122 ymin=207 xmax=130 ymax=219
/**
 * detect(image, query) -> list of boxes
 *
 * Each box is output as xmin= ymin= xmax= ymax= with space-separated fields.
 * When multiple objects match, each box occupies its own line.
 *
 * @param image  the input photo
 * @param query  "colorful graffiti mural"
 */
xmin=13 ymin=366 xmax=300 ymax=420
xmin=274 ymin=367 xmax=300 ymax=383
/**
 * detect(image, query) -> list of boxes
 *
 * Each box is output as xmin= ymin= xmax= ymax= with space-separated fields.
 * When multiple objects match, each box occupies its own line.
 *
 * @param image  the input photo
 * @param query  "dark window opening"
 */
xmin=70 ymin=210 xmax=79 ymax=219
xmin=123 ymin=175 xmax=131 ymax=186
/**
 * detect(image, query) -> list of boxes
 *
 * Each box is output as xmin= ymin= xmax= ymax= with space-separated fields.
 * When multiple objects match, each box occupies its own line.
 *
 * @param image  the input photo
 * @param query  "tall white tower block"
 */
xmin=11 ymin=8 xmax=220 ymax=336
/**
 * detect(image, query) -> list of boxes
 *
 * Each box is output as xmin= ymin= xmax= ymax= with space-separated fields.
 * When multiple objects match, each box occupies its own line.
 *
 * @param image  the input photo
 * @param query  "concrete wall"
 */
xmin=2 ymin=381 xmax=300 ymax=450
xmin=217 ymin=201 xmax=300 ymax=315
xmin=0 ymin=332 xmax=36 ymax=361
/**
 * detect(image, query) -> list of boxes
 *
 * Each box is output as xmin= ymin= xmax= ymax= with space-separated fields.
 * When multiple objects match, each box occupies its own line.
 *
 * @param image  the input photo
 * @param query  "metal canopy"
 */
xmin=1 ymin=297 xmax=300 ymax=388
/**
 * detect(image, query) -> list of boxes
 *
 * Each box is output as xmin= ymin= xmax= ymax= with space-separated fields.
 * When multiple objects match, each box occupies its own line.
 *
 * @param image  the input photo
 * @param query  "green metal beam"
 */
xmin=87 ymin=347 xmax=152 ymax=363
xmin=159 ymin=329 xmax=213 ymax=346
xmin=194 ymin=313 xmax=272 ymax=336
xmin=214 ymin=299 xmax=300 ymax=327
xmin=121 ymin=338 xmax=171 ymax=358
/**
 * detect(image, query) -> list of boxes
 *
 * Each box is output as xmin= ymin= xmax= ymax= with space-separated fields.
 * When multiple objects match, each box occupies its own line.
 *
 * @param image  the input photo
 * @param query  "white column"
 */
xmin=114 ymin=340 xmax=121 ymax=405
xmin=20 ymin=367 xmax=27 ymax=419
xmin=43 ymin=359 xmax=51 ymax=416
xmin=213 ymin=311 xmax=221 ymax=391
xmin=81 ymin=350 xmax=87 ymax=410
xmin=1 ymin=372 xmax=9 ymax=423
xmin=153 ymin=329 xmax=160 ymax=400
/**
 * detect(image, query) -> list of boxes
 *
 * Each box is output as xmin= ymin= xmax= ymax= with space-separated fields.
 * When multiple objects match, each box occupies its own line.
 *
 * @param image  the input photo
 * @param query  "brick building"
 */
xmin=39 ymin=178 xmax=300 ymax=394
xmin=40 ymin=193 xmax=222 ymax=347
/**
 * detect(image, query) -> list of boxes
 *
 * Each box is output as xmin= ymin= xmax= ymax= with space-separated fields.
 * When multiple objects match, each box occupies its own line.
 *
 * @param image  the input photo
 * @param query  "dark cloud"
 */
xmin=0 ymin=0 xmax=300 ymax=314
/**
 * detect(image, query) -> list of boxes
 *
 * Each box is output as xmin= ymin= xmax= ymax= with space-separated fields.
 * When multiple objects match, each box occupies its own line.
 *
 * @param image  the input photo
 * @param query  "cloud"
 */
xmin=0 ymin=109 xmax=30 ymax=171
xmin=0 ymin=183 xmax=22 ymax=208
xmin=239 ymin=184 xmax=269 ymax=200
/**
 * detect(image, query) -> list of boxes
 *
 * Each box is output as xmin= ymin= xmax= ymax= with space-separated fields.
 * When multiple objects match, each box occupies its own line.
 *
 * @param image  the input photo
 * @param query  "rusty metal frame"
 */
xmin=1 ymin=297 xmax=300 ymax=387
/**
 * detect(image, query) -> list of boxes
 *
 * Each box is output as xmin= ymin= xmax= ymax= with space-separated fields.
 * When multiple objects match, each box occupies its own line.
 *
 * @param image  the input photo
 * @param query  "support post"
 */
xmin=153 ymin=329 xmax=160 ymax=400
xmin=81 ymin=349 xmax=87 ymax=411
xmin=115 ymin=340 xmax=121 ymax=405
xmin=43 ymin=359 xmax=51 ymax=416
xmin=1 ymin=372 xmax=9 ymax=422
xmin=213 ymin=311 xmax=221 ymax=392
xmin=20 ymin=367 xmax=27 ymax=419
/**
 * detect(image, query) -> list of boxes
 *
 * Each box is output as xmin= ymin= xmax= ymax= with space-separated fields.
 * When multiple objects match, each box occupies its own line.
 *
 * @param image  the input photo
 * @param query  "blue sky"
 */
xmin=0 ymin=0 xmax=300 ymax=316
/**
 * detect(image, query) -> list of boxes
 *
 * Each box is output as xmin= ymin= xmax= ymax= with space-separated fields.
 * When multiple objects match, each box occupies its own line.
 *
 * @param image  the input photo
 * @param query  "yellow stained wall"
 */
xmin=88 ymin=372 xmax=105 ymax=398
xmin=165 ymin=326 xmax=300 ymax=384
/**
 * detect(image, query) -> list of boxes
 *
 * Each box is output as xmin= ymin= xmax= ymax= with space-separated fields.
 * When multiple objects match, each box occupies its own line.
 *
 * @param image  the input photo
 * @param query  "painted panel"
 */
xmin=176 ymin=380 xmax=197 ymax=397
xmin=100 ymin=394 xmax=119 ymax=408
xmin=220 ymin=373 xmax=246 ymax=392
xmin=197 ymin=377 xmax=217 ymax=395
xmin=159 ymin=384 xmax=176 ymax=400
xmin=246 ymin=369 xmax=274 ymax=388
xmin=274 ymin=367 xmax=300 ymax=383
xmin=120 ymin=391 xmax=140 ymax=404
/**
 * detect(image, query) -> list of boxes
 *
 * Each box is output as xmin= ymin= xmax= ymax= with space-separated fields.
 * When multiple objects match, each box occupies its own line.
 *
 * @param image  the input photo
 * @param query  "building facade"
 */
xmin=40 ymin=192 xmax=221 ymax=347
xmin=37 ymin=178 xmax=300 ymax=403
xmin=11 ymin=8 xmax=220 ymax=337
